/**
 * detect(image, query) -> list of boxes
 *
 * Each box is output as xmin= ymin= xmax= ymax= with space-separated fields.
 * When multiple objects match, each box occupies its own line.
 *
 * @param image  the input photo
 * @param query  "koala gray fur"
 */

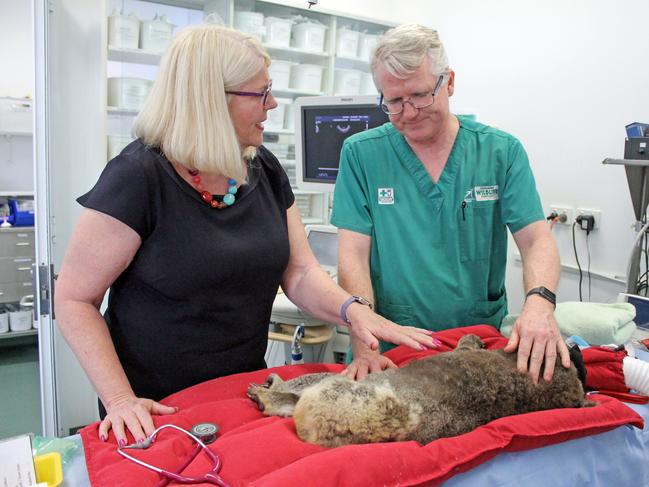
xmin=247 ymin=334 xmax=593 ymax=448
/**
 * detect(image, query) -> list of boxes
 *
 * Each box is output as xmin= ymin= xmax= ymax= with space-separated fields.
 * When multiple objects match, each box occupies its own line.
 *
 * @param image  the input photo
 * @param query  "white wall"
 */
xmin=324 ymin=0 xmax=649 ymax=310
xmin=0 ymin=0 xmax=34 ymax=98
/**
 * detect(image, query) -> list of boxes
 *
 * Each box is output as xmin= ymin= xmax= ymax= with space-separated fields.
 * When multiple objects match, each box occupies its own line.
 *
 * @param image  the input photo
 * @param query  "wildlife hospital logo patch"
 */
xmin=378 ymin=188 xmax=394 ymax=205
xmin=474 ymin=185 xmax=499 ymax=201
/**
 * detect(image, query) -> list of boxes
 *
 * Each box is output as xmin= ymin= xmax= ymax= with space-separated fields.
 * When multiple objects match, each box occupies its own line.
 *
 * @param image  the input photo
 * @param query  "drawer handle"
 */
xmin=17 ymin=266 xmax=31 ymax=271
xmin=17 ymin=233 xmax=29 ymax=237
xmin=15 ymin=242 xmax=31 ymax=246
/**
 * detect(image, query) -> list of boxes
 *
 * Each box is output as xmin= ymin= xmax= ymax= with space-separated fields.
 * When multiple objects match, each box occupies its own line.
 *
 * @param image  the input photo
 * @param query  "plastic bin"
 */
xmin=290 ymin=64 xmax=325 ymax=93
xmin=7 ymin=198 xmax=34 ymax=226
xmin=360 ymin=72 xmax=377 ymax=94
xmin=336 ymin=27 xmax=361 ymax=58
xmin=268 ymin=60 xmax=293 ymax=90
xmin=358 ymin=33 xmax=379 ymax=60
xmin=0 ymin=305 xmax=8 ymax=333
xmin=8 ymin=303 xmax=31 ymax=332
xmin=334 ymin=69 xmax=362 ymax=95
xmin=234 ymin=11 xmax=264 ymax=40
xmin=292 ymin=21 xmax=327 ymax=53
xmin=264 ymin=16 xmax=292 ymax=47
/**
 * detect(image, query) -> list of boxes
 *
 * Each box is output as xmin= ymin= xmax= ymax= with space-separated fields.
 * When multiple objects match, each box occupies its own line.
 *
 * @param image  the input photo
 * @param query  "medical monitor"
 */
xmin=618 ymin=293 xmax=649 ymax=338
xmin=294 ymin=95 xmax=389 ymax=192
xmin=306 ymin=224 xmax=338 ymax=276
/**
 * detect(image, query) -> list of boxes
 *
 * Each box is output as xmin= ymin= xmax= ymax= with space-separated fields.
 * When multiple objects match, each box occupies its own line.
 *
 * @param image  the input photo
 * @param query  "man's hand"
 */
xmin=503 ymin=296 xmax=570 ymax=383
xmin=341 ymin=348 xmax=397 ymax=381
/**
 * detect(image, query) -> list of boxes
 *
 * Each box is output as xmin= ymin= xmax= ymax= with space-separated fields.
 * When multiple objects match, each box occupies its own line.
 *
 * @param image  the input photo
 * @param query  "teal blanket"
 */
xmin=500 ymin=302 xmax=636 ymax=345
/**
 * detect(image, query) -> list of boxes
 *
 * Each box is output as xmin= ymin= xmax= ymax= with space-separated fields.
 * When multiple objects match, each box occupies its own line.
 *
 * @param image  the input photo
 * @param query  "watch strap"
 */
xmin=526 ymin=286 xmax=556 ymax=307
xmin=340 ymin=295 xmax=372 ymax=324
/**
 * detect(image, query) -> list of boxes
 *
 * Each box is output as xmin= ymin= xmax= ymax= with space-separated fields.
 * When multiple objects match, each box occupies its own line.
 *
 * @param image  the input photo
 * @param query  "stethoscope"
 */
xmin=117 ymin=423 xmax=231 ymax=486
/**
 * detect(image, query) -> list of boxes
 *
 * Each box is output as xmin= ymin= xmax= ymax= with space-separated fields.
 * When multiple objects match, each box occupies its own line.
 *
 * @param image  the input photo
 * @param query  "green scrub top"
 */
xmin=331 ymin=115 xmax=544 ymax=352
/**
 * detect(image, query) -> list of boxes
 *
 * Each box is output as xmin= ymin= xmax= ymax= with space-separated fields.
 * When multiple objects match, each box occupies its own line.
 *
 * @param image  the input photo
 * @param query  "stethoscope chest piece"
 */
xmin=191 ymin=422 xmax=219 ymax=445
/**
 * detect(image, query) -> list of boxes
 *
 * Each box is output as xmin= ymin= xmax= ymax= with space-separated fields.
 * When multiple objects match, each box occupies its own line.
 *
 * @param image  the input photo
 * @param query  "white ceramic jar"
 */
xmin=108 ymin=9 xmax=140 ymax=49
xmin=107 ymin=78 xmax=153 ymax=110
xmin=139 ymin=14 xmax=175 ymax=53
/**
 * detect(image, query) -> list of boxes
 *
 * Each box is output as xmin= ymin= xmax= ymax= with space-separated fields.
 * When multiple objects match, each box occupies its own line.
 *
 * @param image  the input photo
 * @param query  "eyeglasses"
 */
xmin=379 ymin=74 xmax=447 ymax=115
xmin=226 ymin=79 xmax=273 ymax=106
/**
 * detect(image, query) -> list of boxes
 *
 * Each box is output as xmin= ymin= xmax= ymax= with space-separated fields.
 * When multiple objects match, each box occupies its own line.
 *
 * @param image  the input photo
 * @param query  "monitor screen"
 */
xmin=294 ymin=95 xmax=389 ymax=192
xmin=307 ymin=228 xmax=338 ymax=268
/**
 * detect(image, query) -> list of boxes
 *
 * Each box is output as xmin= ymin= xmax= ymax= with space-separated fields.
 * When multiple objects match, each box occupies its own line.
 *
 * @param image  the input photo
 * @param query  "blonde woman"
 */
xmin=54 ymin=24 xmax=435 ymax=446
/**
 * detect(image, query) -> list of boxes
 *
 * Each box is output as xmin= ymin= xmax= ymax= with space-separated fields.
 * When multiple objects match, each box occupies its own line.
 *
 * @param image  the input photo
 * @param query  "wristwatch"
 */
xmin=525 ymin=286 xmax=556 ymax=308
xmin=340 ymin=295 xmax=373 ymax=324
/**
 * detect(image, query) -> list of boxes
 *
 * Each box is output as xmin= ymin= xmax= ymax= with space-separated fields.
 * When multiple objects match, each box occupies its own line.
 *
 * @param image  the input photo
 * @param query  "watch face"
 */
xmin=528 ymin=287 xmax=555 ymax=305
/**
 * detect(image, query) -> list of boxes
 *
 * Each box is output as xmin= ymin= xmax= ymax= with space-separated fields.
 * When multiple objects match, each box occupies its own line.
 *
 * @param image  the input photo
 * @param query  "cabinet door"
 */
xmin=34 ymin=0 xmax=104 ymax=438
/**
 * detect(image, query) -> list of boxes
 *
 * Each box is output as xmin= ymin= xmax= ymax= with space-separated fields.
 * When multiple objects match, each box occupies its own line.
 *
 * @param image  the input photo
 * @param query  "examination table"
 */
xmin=62 ymin=325 xmax=649 ymax=486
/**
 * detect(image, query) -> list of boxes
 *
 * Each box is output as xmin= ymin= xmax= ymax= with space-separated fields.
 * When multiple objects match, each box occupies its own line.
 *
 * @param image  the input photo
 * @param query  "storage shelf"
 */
xmin=0 ymin=329 xmax=37 ymax=341
xmin=0 ymin=191 xmax=34 ymax=197
xmin=264 ymin=128 xmax=293 ymax=135
xmin=302 ymin=217 xmax=325 ymax=224
xmin=335 ymin=55 xmax=370 ymax=70
xmin=107 ymin=106 xmax=138 ymax=116
xmin=0 ymin=130 xmax=32 ymax=137
xmin=140 ymin=0 xmax=204 ymax=9
xmin=264 ymin=44 xmax=329 ymax=64
xmin=272 ymin=88 xmax=324 ymax=97
xmin=108 ymin=46 xmax=162 ymax=66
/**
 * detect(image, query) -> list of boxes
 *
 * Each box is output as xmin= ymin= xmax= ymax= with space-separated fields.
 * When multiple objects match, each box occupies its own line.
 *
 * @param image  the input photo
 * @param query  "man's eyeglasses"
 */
xmin=226 ymin=79 xmax=273 ymax=106
xmin=379 ymin=74 xmax=447 ymax=115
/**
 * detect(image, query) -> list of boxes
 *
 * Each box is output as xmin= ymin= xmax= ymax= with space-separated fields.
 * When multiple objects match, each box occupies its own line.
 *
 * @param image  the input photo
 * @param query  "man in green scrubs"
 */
xmin=331 ymin=24 xmax=570 ymax=383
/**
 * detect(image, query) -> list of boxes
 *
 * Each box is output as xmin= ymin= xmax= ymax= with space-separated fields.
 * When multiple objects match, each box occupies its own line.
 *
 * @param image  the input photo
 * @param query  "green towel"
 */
xmin=500 ymin=302 xmax=636 ymax=345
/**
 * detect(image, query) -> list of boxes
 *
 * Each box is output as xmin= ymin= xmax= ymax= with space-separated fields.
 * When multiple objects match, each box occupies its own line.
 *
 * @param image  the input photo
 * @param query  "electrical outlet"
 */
xmin=575 ymin=208 xmax=601 ymax=230
xmin=549 ymin=205 xmax=574 ymax=225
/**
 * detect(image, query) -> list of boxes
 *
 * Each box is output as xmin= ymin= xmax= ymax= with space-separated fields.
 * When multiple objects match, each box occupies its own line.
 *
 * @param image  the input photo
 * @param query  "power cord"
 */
xmin=586 ymin=231 xmax=592 ymax=301
xmin=572 ymin=222 xmax=583 ymax=302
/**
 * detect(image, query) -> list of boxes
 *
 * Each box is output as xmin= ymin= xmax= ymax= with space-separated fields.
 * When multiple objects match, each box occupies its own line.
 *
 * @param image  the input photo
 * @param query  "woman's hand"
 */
xmin=98 ymin=394 xmax=177 ymax=446
xmin=345 ymin=303 xmax=439 ymax=352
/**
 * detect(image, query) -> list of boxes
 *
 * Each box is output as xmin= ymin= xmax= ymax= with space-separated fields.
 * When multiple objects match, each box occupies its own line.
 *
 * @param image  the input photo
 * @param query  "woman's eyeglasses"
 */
xmin=226 ymin=80 xmax=273 ymax=106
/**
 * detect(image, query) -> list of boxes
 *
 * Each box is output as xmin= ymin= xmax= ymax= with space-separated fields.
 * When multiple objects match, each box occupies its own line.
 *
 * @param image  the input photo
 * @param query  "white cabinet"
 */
xmin=106 ymin=0 xmax=394 ymax=224
xmin=0 ymin=98 xmax=34 ymax=194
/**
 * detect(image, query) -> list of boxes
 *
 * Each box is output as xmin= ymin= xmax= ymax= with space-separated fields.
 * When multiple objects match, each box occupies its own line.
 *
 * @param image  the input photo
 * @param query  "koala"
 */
xmin=247 ymin=334 xmax=594 ymax=447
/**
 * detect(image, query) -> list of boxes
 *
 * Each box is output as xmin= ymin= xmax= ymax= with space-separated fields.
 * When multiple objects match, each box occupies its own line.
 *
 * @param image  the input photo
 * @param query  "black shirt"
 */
xmin=78 ymin=140 xmax=294 ymax=401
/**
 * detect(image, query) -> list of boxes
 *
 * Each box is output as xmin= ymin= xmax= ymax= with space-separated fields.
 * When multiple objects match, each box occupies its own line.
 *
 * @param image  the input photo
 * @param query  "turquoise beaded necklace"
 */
xmin=187 ymin=169 xmax=237 ymax=209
